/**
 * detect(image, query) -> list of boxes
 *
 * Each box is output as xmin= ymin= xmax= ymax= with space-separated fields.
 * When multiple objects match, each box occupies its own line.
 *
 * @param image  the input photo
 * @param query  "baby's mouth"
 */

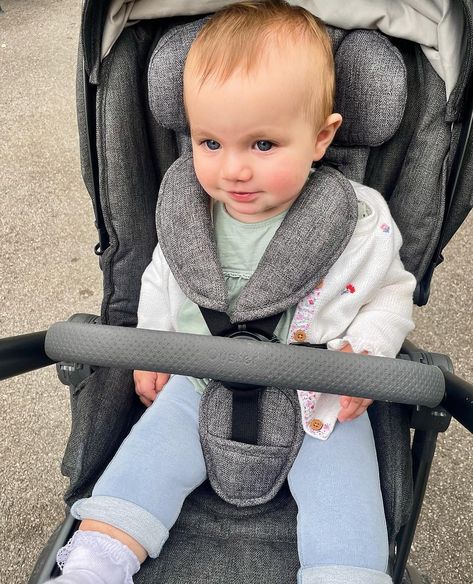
xmin=228 ymin=191 xmax=259 ymax=201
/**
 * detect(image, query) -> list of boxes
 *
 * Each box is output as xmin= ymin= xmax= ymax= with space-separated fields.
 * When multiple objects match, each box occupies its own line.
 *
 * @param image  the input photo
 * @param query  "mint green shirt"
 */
xmin=176 ymin=202 xmax=296 ymax=393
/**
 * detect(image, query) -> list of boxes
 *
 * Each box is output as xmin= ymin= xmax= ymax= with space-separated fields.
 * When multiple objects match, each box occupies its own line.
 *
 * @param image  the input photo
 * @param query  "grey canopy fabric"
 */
xmin=103 ymin=0 xmax=465 ymax=98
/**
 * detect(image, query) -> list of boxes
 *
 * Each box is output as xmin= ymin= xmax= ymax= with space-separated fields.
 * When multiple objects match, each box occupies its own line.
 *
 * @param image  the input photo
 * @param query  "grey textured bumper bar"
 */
xmin=45 ymin=322 xmax=445 ymax=406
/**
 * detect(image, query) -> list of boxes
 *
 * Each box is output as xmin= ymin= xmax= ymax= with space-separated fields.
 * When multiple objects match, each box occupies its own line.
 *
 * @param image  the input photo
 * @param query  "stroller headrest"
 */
xmin=148 ymin=18 xmax=407 ymax=148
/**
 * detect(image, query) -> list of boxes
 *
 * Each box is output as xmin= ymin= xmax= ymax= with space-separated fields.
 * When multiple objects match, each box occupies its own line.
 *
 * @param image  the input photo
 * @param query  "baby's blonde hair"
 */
xmin=184 ymin=0 xmax=335 ymax=130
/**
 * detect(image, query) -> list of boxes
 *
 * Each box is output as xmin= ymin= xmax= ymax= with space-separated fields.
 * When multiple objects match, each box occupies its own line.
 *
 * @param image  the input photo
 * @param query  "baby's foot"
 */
xmin=45 ymin=530 xmax=140 ymax=584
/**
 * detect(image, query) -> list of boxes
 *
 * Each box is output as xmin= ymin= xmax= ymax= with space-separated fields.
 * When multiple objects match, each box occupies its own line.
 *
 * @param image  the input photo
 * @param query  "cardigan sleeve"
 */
xmin=327 ymin=222 xmax=416 ymax=358
xmin=137 ymin=244 xmax=174 ymax=332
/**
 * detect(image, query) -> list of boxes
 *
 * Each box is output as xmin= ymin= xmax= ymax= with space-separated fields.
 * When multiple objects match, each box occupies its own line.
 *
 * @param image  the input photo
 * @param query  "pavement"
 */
xmin=0 ymin=1 xmax=472 ymax=583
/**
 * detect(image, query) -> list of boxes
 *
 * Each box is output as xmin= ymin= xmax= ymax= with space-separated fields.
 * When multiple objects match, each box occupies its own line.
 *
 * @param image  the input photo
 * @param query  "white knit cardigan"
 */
xmin=138 ymin=181 xmax=416 ymax=359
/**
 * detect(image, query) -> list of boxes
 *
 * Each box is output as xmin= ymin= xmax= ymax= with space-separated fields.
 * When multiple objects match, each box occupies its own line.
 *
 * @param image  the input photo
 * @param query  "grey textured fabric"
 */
xmin=441 ymin=122 xmax=473 ymax=248
xmin=200 ymin=383 xmax=304 ymax=506
xmin=368 ymin=402 xmax=413 ymax=542
xmin=366 ymin=44 xmax=451 ymax=279
xmin=446 ymin=1 xmax=473 ymax=121
xmin=135 ymin=481 xmax=299 ymax=584
xmin=64 ymin=25 xmax=169 ymax=503
xmin=76 ymin=41 xmax=96 ymax=222
xmin=333 ymin=30 xmax=407 ymax=147
xmin=326 ymin=25 xmax=348 ymax=53
xmin=364 ymin=40 xmax=420 ymax=205
xmin=325 ymin=144 xmax=371 ymax=184
xmin=148 ymin=20 xmax=407 ymax=150
xmin=148 ymin=18 xmax=210 ymax=133
xmin=156 ymin=155 xmax=358 ymax=322
xmin=97 ymin=26 xmax=161 ymax=327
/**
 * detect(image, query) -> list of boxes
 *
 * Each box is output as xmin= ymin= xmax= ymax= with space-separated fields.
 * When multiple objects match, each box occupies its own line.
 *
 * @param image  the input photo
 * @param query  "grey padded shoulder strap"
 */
xmin=156 ymin=155 xmax=358 ymax=322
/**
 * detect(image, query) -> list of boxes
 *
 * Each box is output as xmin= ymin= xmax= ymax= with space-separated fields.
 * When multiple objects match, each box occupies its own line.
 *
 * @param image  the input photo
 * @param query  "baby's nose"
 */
xmin=221 ymin=154 xmax=252 ymax=182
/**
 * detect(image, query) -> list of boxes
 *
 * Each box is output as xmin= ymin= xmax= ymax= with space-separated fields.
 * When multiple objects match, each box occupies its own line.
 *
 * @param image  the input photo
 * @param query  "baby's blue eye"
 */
xmin=255 ymin=140 xmax=273 ymax=152
xmin=205 ymin=139 xmax=221 ymax=150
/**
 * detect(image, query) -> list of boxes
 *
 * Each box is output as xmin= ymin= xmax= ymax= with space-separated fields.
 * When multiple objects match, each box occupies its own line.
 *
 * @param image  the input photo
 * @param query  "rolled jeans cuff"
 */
xmin=71 ymin=495 xmax=169 ymax=558
xmin=298 ymin=565 xmax=392 ymax=584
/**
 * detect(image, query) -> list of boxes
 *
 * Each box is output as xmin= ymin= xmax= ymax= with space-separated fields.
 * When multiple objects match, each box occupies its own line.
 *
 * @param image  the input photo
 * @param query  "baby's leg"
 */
xmin=72 ymin=374 xmax=206 ymax=557
xmin=288 ymin=412 xmax=392 ymax=584
xmin=48 ymin=375 xmax=206 ymax=583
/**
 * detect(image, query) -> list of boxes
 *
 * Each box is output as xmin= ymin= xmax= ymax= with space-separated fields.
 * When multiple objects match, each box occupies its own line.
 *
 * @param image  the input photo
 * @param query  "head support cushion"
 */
xmin=148 ymin=18 xmax=407 ymax=147
xmin=333 ymin=30 xmax=407 ymax=147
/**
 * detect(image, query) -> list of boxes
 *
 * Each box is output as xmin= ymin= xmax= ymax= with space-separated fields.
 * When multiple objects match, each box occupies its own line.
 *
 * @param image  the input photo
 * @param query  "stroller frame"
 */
xmin=21 ymin=328 xmax=455 ymax=584
xmin=1 ymin=2 xmax=473 ymax=583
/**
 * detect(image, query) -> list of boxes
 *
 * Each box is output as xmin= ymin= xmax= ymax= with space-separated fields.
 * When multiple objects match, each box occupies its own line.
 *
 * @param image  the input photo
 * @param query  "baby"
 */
xmin=48 ymin=2 xmax=416 ymax=583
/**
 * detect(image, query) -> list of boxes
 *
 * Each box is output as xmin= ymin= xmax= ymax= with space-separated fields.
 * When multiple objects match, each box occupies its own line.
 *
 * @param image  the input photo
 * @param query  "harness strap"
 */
xmin=231 ymin=388 xmax=261 ymax=445
xmin=199 ymin=307 xmax=282 ymax=339
xmin=199 ymin=307 xmax=283 ymax=444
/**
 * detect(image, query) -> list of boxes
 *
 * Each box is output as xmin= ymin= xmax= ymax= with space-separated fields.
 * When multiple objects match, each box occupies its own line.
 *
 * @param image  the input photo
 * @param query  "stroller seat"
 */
xmin=24 ymin=2 xmax=473 ymax=583
xmin=65 ymin=15 xmax=417 ymax=583
xmin=137 ymin=481 xmax=299 ymax=583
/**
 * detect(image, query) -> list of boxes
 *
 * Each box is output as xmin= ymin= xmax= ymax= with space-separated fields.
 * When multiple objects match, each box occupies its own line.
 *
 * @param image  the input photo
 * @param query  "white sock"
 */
xmin=45 ymin=530 xmax=141 ymax=584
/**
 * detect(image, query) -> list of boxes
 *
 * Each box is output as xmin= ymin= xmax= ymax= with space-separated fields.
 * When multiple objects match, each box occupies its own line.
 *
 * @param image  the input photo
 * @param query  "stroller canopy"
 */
xmin=94 ymin=0 xmax=468 ymax=100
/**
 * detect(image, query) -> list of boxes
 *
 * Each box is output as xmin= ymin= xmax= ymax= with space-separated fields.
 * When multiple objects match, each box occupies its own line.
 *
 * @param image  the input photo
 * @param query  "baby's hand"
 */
xmin=337 ymin=343 xmax=372 ymax=422
xmin=133 ymin=370 xmax=170 ymax=407
xmin=338 ymin=395 xmax=373 ymax=422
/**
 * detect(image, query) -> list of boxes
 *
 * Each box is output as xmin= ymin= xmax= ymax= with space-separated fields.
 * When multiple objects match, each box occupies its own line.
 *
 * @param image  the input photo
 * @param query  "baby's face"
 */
xmin=185 ymin=59 xmax=321 ymax=223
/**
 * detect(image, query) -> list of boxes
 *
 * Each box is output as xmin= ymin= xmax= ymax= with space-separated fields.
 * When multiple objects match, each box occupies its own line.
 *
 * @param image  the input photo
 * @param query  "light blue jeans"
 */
xmin=72 ymin=376 xmax=391 ymax=583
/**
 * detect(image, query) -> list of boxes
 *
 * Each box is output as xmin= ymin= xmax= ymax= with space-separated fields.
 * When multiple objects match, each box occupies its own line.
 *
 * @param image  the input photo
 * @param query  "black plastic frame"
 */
xmin=0 ymin=331 xmax=54 ymax=381
xmin=27 ymin=514 xmax=78 ymax=584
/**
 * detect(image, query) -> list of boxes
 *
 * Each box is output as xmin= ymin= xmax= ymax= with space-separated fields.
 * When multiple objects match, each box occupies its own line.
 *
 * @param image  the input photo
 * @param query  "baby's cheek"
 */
xmin=267 ymin=167 xmax=307 ymax=197
xmin=193 ymin=156 xmax=214 ymax=192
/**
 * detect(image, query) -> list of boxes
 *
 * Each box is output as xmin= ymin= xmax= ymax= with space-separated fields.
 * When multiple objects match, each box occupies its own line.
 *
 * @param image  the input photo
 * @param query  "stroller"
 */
xmin=1 ymin=1 xmax=473 ymax=583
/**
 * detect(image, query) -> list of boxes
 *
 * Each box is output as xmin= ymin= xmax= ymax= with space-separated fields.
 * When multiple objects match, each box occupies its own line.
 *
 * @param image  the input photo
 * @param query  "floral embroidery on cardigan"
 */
xmin=289 ymin=281 xmax=341 ymax=441
xmin=289 ymin=281 xmax=324 ymax=343
xmin=341 ymin=283 xmax=356 ymax=295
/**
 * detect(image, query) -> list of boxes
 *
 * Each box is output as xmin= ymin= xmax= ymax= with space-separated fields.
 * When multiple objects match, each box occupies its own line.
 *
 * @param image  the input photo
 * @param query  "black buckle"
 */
xmin=221 ymin=326 xmax=278 ymax=444
xmin=222 ymin=325 xmax=278 ymax=392
xmin=226 ymin=325 xmax=279 ymax=344
xmin=290 ymin=342 xmax=327 ymax=349
xmin=199 ymin=307 xmax=283 ymax=444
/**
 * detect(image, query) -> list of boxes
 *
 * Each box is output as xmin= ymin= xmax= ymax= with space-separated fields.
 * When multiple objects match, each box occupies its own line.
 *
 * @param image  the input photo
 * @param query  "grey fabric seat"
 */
xmin=137 ymin=482 xmax=300 ymax=583
xmin=67 ymin=13 xmax=458 ymax=583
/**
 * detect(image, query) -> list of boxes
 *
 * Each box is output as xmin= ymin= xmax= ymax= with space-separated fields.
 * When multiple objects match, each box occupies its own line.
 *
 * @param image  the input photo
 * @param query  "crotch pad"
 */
xmin=199 ymin=381 xmax=304 ymax=507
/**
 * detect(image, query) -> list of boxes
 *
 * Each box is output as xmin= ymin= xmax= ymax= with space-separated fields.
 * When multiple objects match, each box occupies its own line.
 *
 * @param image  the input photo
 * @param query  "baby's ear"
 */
xmin=313 ymin=114 xmax=342 ymax=161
